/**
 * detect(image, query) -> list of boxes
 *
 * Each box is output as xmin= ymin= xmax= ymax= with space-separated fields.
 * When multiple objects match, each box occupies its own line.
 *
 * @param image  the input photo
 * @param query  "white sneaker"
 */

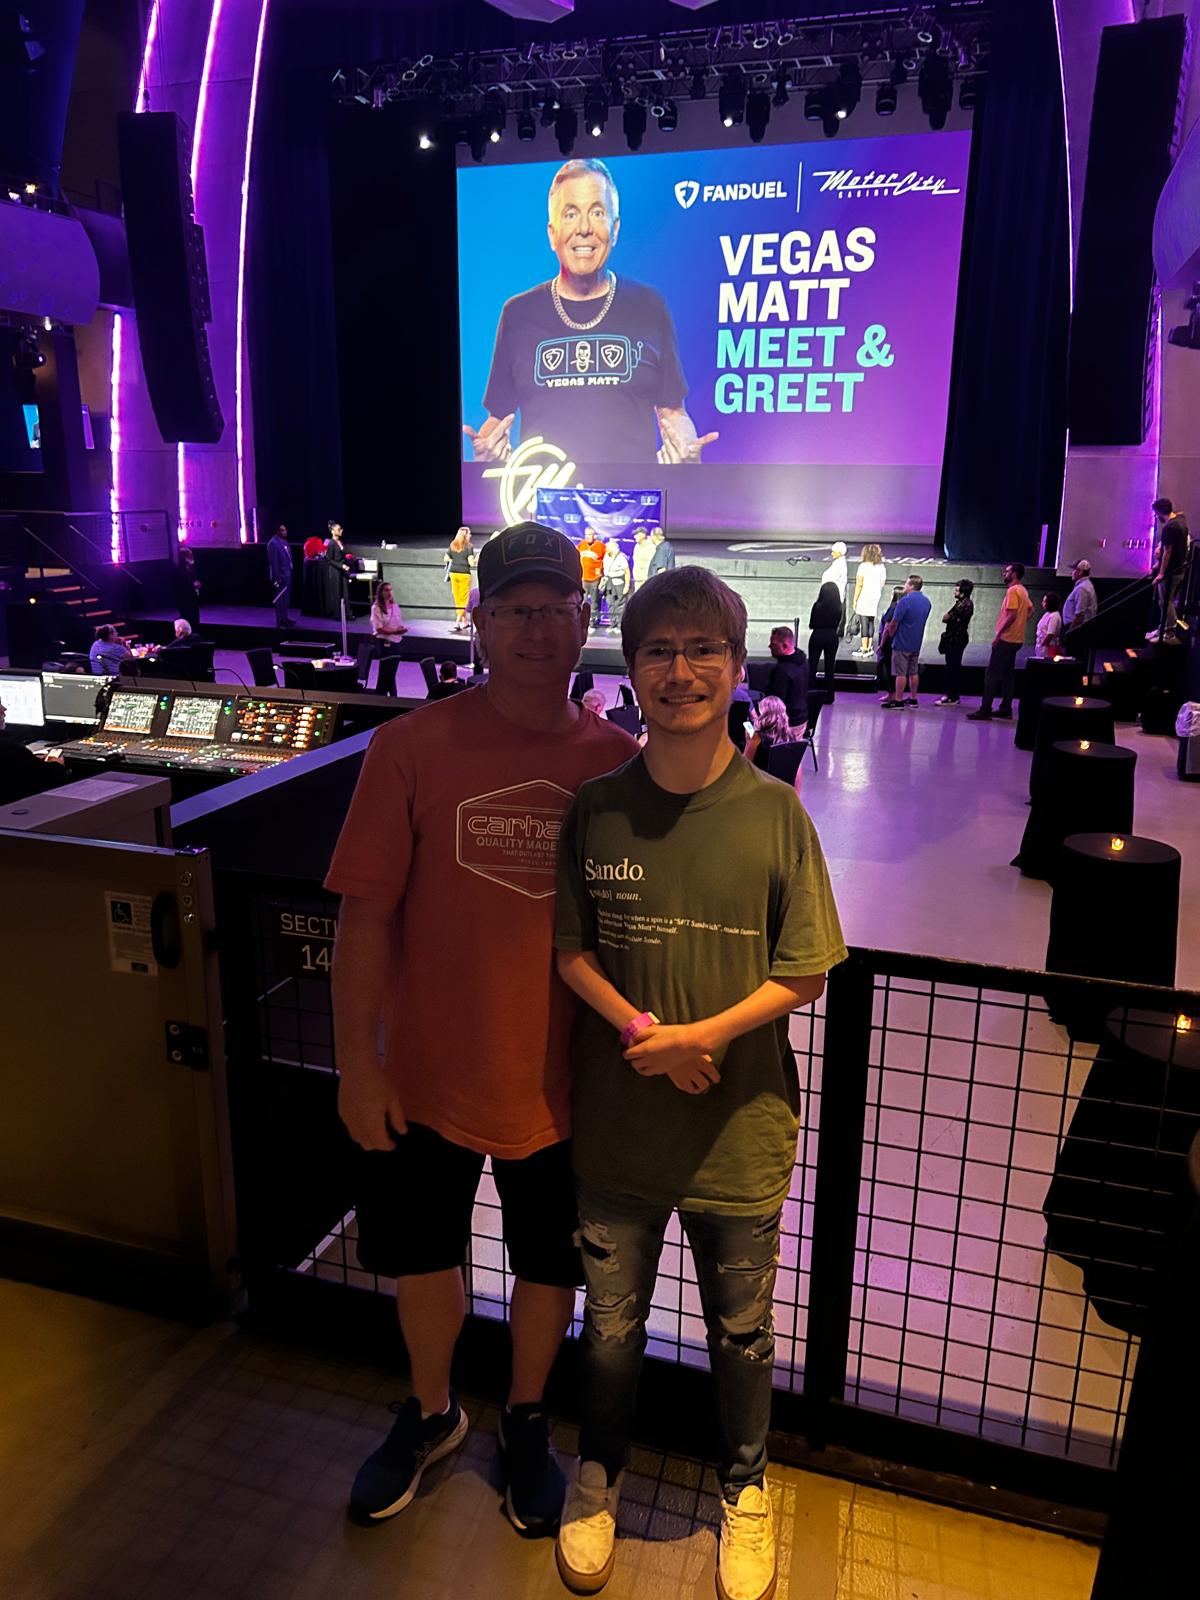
xmin=717 ymin=1482 xmax=777 ymax=1600
xmin=556 ymin=1460 xmax=620 ymax=1593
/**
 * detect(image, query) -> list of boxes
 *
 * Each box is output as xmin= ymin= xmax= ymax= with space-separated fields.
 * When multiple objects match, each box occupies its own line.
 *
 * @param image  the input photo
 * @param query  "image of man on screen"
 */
xmin=463 ymin=159 xmax=718 ymax=469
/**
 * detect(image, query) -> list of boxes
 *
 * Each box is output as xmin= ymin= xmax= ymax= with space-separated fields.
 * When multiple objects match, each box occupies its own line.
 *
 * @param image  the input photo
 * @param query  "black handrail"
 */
xmin=65 ymin=521 xmax=145 ymax=586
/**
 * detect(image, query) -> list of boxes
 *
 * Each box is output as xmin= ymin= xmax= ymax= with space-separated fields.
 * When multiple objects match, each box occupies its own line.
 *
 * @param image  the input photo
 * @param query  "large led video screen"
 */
xmin=457 ymin=129 xmax=971 ymax=539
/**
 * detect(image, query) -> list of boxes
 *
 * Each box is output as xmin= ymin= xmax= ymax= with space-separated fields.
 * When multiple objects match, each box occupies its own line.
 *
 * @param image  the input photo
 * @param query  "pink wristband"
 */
xmin=619 ymin=1011 xmax=659 ymax=1050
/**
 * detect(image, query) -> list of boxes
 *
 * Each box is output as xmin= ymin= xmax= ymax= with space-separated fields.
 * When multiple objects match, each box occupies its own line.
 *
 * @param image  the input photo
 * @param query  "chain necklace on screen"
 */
xmin=551 ymin=271 xmax=617 ymax=330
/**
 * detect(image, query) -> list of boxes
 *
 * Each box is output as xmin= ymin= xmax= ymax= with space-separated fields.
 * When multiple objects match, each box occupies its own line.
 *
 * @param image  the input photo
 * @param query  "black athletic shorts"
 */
xmin=354 ymin=1122 xmax=582 ymax=1287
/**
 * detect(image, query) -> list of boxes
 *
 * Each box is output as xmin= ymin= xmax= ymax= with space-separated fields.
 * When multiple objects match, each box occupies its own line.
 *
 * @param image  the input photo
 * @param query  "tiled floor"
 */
xmin=0 ymin=1279 xmax=1098 ymax=1600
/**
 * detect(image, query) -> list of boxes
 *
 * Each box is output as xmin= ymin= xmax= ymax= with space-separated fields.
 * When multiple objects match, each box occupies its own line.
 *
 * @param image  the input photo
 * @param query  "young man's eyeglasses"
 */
xmin=484 ymin=600 xmax=583 ymax=628
xmin=633 ymin=640 xmax=734 ymax=672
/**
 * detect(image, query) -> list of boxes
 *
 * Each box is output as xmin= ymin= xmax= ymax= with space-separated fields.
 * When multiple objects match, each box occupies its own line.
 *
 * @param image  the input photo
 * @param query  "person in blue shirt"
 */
xmin=879 ymin=574 xmax=932 ymax=708
xmin=89 ymin=624 xmax=131 ymax=675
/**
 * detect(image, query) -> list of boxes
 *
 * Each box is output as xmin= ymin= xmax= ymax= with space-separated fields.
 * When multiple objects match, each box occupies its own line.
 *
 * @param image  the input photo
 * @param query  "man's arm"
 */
xmin=992 ymin=593 xmax=1013 ymax=646
xmin=623 ymin=975 xmax=827 ymax=1075
xmin=656 ymin=406 xmax=719 ymax=465
xmin=332 ymin=895 xmax=407 ymax=1150
xmin=556 ymin=949 xmax=719 ymax=1093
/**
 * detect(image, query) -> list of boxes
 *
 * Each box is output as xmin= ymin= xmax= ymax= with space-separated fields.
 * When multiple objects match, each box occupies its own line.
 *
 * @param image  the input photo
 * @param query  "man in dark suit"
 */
xmin=765 ymin=627 xmax=810 ymax=728
xmin=268 ymin=525 xmax=295 ymax=629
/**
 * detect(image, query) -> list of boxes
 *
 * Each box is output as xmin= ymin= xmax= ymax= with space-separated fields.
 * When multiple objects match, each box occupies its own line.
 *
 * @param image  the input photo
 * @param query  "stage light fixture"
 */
xmin=958 ymin=75 xmax=981 ymax=110
xmin=555 ymin=101 xmax=578 ymax=155
xmin=918 ymin=53 xmax=952 ymax=130
xmin=718 ymin=71 xmax=745 ymax=129
xmin=690 ymin=68 xmax=707 ymax=101
xmin=584 ymin=86 xmax=607 ymax=138
xmin=540 ymin=90 xmax=559 ymax=126
xmin=890 ymin=61 xmax=908 ymax=87
xmin=656 ymin=99 xmax=678 ymax=133
xmin=516 ymin=96 xmax=537 ymax=140
xmin=418 ymin=132 xmax=433 ymax=150
xmin=772 ymin=72 xmax=789 ymax=109
xmin=482 ymin=90 xmax=506 ymax=144
xmin=623 ymin=98 xmax=647 ymax=150
xmin=746 ymin=89 xmax=770 ymax=144
xmin=464 ymin=117 xmax=487 ymax=162
xmin=875 ymin=82 xmax=897 ymax=116
xmin=1167 ymin=281 xmax=1200 ymax=350
xmin=820 ymin=88 xmax=841 ymax=139
xmin=835 ymin=59 xmax=862 ymax=119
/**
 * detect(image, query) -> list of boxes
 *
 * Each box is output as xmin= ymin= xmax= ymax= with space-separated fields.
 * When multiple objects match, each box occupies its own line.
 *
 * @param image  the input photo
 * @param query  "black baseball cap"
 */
xmin=477 ymin=521 xmax=583 ymax=601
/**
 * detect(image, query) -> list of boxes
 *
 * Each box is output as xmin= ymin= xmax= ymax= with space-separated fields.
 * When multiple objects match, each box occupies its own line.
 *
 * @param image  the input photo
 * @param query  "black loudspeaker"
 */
xmin=1069 ymin=17 xmax=1186 ymax=445
xmin=117 ymin=112 xmax=224 ymax=444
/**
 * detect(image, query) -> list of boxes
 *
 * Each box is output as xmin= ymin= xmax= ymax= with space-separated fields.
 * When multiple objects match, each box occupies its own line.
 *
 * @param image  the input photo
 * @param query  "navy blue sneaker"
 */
xmin=348 ymin=1394 xmax=468 ymax=1524
xmin=497 ymin=1403 xmax=566 ymax=1537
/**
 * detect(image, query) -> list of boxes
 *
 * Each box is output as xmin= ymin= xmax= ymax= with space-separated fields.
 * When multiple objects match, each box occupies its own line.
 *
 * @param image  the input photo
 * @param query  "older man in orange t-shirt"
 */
xmin=327 ymin=523 xmax=634 ymax=1539
xmin=968 ymin=560 xmax=1032 ymax=721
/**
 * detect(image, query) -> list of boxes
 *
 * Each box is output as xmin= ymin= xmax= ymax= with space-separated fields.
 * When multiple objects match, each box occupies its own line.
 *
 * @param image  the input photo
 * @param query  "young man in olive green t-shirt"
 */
xmin=553 ymin=568 xmax=846 ymax=1600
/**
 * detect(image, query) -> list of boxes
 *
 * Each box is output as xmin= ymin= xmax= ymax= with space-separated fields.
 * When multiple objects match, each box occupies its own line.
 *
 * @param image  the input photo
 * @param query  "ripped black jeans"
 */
xmin=576 ymin=1181 xmax=781 ymax=1498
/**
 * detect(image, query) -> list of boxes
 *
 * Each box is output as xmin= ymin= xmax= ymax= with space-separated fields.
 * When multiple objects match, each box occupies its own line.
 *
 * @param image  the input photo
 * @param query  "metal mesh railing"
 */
xmin=221 ymin=873 xmax=1200 ymax=1500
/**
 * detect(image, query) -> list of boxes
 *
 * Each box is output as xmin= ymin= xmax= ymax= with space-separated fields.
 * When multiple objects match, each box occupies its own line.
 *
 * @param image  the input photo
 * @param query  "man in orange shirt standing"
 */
xmin=577 ymin=530 xmax=606 ymax=631
xmin=326 ymin=523 xmax=635 ymax=1540
xmin=968 ymin=561 xmax=1033 ymax=721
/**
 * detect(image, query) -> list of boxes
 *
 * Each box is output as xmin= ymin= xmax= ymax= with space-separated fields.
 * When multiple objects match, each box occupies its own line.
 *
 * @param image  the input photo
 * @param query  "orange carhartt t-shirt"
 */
xmin=578 ymin=539 xmax=605 ymax=584
xmin=324 ymin=689 xmax=636 ymax=1159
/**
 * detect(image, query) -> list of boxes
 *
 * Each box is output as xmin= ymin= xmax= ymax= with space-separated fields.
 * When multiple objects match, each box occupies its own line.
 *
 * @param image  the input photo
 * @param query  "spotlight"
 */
xmin=555 ymin=102 xmax=578 ymax=155
xmin=623 ymin=98 xmax=647 ymax=150
xmin=516 ymin=96 xmax=536 ymax=140
xmin=958 ymin=75 xmax=982 ymax=110
xmin=24 ymin=182 xmax=37 ymax=195
xmin=540 ymin=90 xmax=559 ymax=127
xmin=13 ymin=334 xmax=45 ymax=370
xmin=804 ymin=89 xmax=823 ymax=123
xmin=751 ymin=31 xmax=770 ymax=51
xmin=820 ymin=88 xmax=842 ymax=139
xmin=417 ymin=132 xmax=433 ymax=150
xmin=918 ymin=53 xmax=953 ymax=130
xmin=464 ymin=118 xmax=487 ymax=162
xmin=718 ymin=71 xmax=745 ymax=129
xmin=772 ymin=72 xmax=789 ymax=109
xmin=835 ymin=59 xmax=862 ymax=119
xmin=656 ymin=99 xmax=678 ymax=133
xmin=482 ymin=89 xmax=505 ymax=144
xmin=690 ymin=68 xmax=707 ymax=101
xmin=746 ymin=89 xmax=770 ymax=144
xmin=583 ymin=85 xmax=607 ymax=138
xmin=875 ymin=82 xmax=897 ymax=116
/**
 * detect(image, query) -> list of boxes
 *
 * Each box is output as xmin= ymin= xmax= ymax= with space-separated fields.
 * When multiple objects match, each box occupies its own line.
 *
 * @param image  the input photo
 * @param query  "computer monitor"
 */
xmin=165 ymin=695 xmax=223 ymax=741
xmin=0 ymin=672 xmax=45 ymax=728
xmin=102 ymin=690 xmax=158 ymax=736
xmin=41 ymin=671 xmax=112 ymax=726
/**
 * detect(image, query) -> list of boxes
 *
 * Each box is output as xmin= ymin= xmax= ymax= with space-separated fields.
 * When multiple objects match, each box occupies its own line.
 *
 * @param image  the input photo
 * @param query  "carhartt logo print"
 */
xmin=456 ymin=780 xmax=573 ymax=899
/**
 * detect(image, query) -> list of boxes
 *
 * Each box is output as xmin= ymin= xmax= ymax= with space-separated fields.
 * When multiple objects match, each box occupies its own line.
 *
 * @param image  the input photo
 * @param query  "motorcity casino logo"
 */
xmin=671 ymin=167 xmax=960 ymax=209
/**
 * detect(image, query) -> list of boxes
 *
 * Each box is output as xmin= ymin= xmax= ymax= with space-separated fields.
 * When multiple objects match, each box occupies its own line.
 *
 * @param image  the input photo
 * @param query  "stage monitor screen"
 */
xmin=103 ymin=691 xmax=157 ymax=736
xmin=166 ymin=696 xmax=223 ymax=741
xmin=41 ymin=671 xmax=110 ymax=725
xmin=0 ymin=672 xmax=44 ymax=728
xmin=458 ymin=130 xmax=971 ymax=538
xmin=535 ymin=487 xmax=663 ymax=545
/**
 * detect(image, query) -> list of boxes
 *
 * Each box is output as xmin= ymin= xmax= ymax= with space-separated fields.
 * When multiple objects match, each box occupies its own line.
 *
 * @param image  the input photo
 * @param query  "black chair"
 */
xmin=375 ymin=654 xmax=403 ymax=696
xmin=745 ymin=660 xmax=774 ymax=695
xmin=189 ymin=640 xmax=215 ymax=683
xmin=117 ymin=657 xmax=141 ymax=678
xmin=606 ymin=705 xmax=642 ymax=739
xmin=419 ymin=656 xmax=440 ymax=696
xmin=618 ymin=683 xmax=635 ymax=707
xmin=246 ymin=647 xmax=278 ymax=688
xmin=570 ymin=670 xmax=594 ymax=702
xmin=355 ymin=636 xmax=377 ymax=686
xmin=765 ymin=740 xmax=806 ymax=786
xmin=792 ymin=691 xmax=825 ymax=773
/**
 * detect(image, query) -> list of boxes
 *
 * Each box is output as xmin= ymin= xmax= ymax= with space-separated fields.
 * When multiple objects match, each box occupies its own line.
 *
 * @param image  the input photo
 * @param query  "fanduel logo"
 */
xmin=674 ymin=179 xmax=789 ymax=209
xmin=813 ymin=168 xmax=961 ymax=199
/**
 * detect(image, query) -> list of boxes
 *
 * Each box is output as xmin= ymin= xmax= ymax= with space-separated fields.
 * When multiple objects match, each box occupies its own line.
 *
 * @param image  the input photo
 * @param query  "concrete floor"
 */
xmin=0 ymin=1279 xmax=1098 ymax=1600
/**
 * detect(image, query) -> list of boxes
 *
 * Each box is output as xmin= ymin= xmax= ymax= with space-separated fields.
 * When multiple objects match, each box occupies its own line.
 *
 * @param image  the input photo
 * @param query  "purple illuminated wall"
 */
xmin=110 ymin=0 xmax=270 ymax=553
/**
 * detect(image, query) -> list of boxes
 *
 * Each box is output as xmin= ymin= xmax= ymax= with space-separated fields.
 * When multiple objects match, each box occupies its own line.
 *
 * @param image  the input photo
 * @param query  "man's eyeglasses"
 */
xmin=484 ymin=601 xmax=583 ymax=628
xmin=633 ymin=640 xmax=733 ymax=672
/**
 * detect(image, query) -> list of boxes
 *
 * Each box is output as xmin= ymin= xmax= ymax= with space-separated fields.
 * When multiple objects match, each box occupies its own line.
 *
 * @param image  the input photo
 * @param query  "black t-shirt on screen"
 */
xmin=481 ymin=277 xmax=687 ymax=465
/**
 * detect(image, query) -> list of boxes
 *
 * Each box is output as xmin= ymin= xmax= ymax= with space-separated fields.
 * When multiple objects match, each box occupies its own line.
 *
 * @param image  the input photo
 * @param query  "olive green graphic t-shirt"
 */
xmin=555 ymin=753 xmax=847 ymax=1215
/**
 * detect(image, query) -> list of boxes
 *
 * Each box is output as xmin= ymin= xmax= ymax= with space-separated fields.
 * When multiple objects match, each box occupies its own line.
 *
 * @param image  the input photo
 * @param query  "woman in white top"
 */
xmin=601 ymin=539 xmax=632 ymax=632
xmin=1035 ymin=592 xmax=1063 ymax=658
xmin=851 ymin=544 xmax=887 ymax=657
xmin=370 ymin=581 xmax=408 ymax=649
